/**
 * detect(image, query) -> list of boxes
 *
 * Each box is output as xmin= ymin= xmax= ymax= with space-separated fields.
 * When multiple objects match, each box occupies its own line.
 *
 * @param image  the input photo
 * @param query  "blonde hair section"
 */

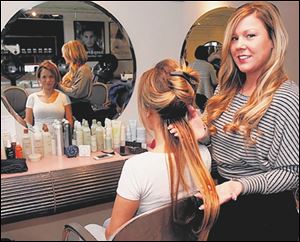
xmin=205 ymin=2 xmax=288 ymax=143
xmin=138 ymin=59 xmax=219 ymax=240
xmin=62 ymin=40 xmax=88 ymax=84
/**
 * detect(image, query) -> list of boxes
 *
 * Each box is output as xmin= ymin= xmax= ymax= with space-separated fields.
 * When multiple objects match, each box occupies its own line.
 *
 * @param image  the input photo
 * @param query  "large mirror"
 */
xmin=180 ymin=7 xmax=235 ymax=111
xmin=1 ymin=1 xmax=136 ymax=126
xmin=181 ymin=7 xmax=235 ymax=65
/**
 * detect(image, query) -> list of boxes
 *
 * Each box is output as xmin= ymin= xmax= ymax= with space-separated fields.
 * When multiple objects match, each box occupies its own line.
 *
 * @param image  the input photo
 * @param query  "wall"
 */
xmin=1 ymin=1 xmax=299 ymax=128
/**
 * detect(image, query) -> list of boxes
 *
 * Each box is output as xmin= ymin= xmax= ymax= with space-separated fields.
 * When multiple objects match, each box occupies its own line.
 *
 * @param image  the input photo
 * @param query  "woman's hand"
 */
xmin=168 ymin=105 xmax=208 ymax=141
xmin=196 ymin=180 xmax=244 ymax=209
xmin=215 ymin=180 xmax=243 ymax=205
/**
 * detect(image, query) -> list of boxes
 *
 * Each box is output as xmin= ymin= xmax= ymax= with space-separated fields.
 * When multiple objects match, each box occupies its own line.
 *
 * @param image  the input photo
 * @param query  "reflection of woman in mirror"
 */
xmin=207 ymin=44 xmax=222 ymax=76
xmin=25 ymin=60 xmax=73 ymax=129
xmin=189 ymin=45 xmax=217 ymax=111
xmin=58 ymin=40 xmax=94 ymax=125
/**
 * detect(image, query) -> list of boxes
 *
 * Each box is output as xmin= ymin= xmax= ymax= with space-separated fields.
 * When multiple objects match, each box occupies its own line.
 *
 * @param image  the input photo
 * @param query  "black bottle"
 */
xmin=5 ymin=141 xmax=15 ymax=159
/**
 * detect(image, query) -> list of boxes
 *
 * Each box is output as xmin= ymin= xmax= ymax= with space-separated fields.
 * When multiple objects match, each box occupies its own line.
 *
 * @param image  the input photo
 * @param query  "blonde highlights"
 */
xmin=206 ymin=2 xmax=288 ymax=143
xmin=62 ymin=40 xmax=88 ymax=81
xmin=138 ymin=59 xmax=219 ymax=240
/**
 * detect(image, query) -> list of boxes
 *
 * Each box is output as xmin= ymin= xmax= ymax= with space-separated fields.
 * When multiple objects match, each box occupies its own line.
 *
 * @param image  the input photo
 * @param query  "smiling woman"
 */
xmin=1 ymin=1 xmax=136 ymax=127
xmin=24 ymin=60 xmax=73 ymax=129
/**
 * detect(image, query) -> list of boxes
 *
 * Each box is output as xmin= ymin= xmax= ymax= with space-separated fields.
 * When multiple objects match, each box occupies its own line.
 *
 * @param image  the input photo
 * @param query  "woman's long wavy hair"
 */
xmin=138 ymin=59 xmax=219 ymax=240
xmin=62 ymin=40 xmax=88 ymax=82
xmin=205 ymin=2 xmax=288 ymax=143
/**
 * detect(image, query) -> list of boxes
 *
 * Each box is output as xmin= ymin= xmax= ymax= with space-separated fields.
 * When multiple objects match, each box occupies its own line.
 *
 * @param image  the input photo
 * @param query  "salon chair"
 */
xmin=92 ymin=54 xmax=118 ymax=84
xmin=2 ymin=86 xmax=28 ymax=118
xmin=89 ymin=83 xmax=111 ymax=112
xmin=62 ymin=196 xmax=203 ymax=241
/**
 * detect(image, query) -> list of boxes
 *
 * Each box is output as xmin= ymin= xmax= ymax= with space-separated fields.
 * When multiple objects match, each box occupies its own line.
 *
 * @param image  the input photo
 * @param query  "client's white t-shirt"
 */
xmin=117 ymin=149 xmax=211 ymax=216
xmin=26 ymin=90 xmax=71 ymax=127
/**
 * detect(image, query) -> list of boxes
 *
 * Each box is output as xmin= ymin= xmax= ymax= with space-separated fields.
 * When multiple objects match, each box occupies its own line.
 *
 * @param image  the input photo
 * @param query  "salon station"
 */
xmin=1 ymin=1 xmax=299 ymax=241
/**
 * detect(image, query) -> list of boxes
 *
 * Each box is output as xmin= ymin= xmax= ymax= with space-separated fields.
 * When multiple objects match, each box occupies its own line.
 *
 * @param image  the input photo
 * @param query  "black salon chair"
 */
xmin=92 ymin=54 xmax=118 ymax=84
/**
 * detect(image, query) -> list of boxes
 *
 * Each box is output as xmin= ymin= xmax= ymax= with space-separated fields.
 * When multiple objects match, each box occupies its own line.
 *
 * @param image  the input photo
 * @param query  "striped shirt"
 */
xmin=211 ymin=80 xmax=299 ymax=195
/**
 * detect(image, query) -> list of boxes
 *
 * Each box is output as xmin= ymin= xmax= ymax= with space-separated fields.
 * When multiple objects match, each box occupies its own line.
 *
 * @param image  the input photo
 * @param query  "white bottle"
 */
xmin=1 ymin=138 xmax=7 ymax=160
xmin=22 ymin=129 xmax=32 ymax=159
xmin=33 ymin=126 xmax=44 ymax=157
xmin=43 ymin=129 xmax=52 ymax=156
xmin=91 ymin=135 xmax=97 ymax=153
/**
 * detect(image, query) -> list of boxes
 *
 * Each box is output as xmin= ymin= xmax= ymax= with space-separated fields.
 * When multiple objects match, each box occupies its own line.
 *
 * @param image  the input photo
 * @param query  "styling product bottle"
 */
xmin=33 ymin=126 xmax=44 ymax=158
xmin=83 ymin=122 xmax=91 ymax=148
xmin=95 ymin=125 xmax=104 ymax=151
xmin=91 ymin=119 xmax=97 ymax=136
xmin=43 ymin=128 xmax=52 ymax=156
xmin=120 ymin=124 xmax=126 ymax=154
xmin=1 ymin=138 xmax=7 ymax=160
xmin=129 ymin=120 xmax=137 ymax=141
xmin=105 ymin=127 xmax=113 ymax=152
xmin=15 ymin=143 xmax=23 ymax=158
xmin=137 ymin=127 xmax=147 ymax=149
xmin=125 ymin=125 xmax=132 ymax=142
xmin=5 ymin=140 xmax=15 ymax=159
xmin=51 ymin=135 xmax=56 ymax=156
xmin=63 ymin=120 xmax=72 ymax=153
xmin=91 ymin=135 xmax=97 ymax=153
xmin=76 ymin=125 xmax=83 ymax=146
xmin=53 ymin=120 xmax=63 ymax=156
xmin=11 ymin=135 xmax=17 ymax=157
xmin=22 ymin=129 xmax=32 ymax=159
xmin=112 ymin=120 xmax=121 ymax=149
xmin=1 ymin=131 xmax=11 ymax=149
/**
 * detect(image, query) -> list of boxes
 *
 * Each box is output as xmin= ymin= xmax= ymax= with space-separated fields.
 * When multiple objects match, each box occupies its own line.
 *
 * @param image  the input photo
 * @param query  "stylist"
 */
xmin=170 ymin=2 xmax=299 ymax=241
xmin=58 ymin=40 xmax=94 ymax=125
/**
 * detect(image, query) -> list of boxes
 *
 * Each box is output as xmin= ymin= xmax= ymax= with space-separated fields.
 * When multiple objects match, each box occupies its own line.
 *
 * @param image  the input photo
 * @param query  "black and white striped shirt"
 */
xmin=211 ymin=80 xmax=299 ymax=195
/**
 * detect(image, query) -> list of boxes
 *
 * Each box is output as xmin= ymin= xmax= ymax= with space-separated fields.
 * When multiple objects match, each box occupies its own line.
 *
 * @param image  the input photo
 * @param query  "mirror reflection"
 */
xmin=181 ymin=7 xmax=235 ymax=111
xmin=1 ymin=1 xmax=136 ymax=127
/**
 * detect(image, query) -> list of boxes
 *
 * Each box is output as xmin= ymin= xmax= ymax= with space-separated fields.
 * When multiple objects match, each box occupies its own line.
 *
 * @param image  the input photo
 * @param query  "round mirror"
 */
xmin=1 ymin=1 xmax=136 ymax=126
xmin=181 ymin=7 xmax=235 ymax=65
xmin=180 ymin=7 xmax=235 ymax=111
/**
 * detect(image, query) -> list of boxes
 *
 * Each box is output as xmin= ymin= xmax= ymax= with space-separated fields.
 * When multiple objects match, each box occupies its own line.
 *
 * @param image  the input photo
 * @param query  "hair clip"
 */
xmin=170 ymin=71 xmax=198 ymax=87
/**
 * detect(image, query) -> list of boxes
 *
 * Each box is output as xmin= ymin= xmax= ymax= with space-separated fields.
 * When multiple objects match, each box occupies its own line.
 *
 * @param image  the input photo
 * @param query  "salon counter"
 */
xmin=1 ymin=152 xmax=131 ymax=224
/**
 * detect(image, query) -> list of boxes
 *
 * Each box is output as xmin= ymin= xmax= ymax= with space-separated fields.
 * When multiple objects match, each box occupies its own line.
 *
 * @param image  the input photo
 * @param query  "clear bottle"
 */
xmin=95 ymin=125 xmax=104 ymax=151
xmin=22 ymin=129 xmax=32 ymax=159
xmin=82 ymin=122 xmax=91 ymax=147
xmin=105 ymin=127 xmax=113 ymax=152
xmin=91 ymin=119 xmax=97 ymax=136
